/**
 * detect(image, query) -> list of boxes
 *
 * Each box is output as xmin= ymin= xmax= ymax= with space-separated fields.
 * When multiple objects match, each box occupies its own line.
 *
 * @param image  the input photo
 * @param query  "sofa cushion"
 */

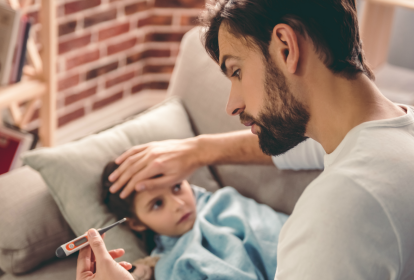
xmin=0 ymin=255 xmax=77 ymax=280
xmin=22 ymin=97 xmax=220 ymax=264
xmin=0 ymin=166 xmax=75 ymax=275
xmin=167 ymin=27 xmax=321 ymax=214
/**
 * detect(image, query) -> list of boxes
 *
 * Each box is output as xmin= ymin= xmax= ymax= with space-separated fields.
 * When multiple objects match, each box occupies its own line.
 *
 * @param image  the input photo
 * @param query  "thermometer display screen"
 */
xmin=74 ymin=237 xmax=87 ymax=246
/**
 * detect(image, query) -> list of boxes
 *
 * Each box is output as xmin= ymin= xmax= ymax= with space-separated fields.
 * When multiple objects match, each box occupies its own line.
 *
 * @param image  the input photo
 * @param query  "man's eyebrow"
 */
xmin=220 ymin=55 xmax=240 ymax=77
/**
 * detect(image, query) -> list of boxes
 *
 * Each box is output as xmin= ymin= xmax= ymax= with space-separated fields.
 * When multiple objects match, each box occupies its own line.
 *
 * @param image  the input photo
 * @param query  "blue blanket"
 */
xmin=152 ymin=187 xmax=289 ymax=280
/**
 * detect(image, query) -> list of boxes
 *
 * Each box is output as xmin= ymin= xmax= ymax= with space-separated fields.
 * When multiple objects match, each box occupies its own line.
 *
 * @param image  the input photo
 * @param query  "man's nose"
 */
xmin=226 ymin=84 xmax=245 ymax=116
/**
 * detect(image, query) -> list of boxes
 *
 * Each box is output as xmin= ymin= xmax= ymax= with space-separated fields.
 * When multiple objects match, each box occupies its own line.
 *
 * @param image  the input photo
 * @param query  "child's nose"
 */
xmin=172 ymin=196 xmax=185 ymax=210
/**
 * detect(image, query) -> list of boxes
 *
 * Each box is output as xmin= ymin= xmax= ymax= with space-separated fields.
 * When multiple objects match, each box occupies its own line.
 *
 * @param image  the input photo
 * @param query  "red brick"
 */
xmin=144 ymin=32 xmax=185 ymax=42
xmin=59 ymin=21 xmax=77 ymax=36
xmin=181 ymin=15 xmax=199 ymax=26
xmin=105 ymin=71 xmax=135 ymax=88
xmin=92 ymin=91 xmax=123 ymax=110
xmin=107 ymin=37 xmax=137 ymax=55
xmin=64 ymin=0 xmax=101 ymax=15
xmin=131 ymin=81 xmax=169 ymax=93
xmin=84 ymin=10 xmax=117 ymax=28
xmin=154 ymin=0 xmax=205 ymax=8
xmin=86 ymin=61 xmax=119 ymax=80
xmin=58 ymin=107 xmax=85 ymax=127
xmin=98 ymin=22 xmax=130 ymax=41
xmin=125 ymin=1 xmax=149 ymax=15
xmin=143 ymin=64 xmax=174 ymax=74
xmin=59 ymin=34 xmax=91 ymax=54
xmin=126 ymin=49 xmax=170 ymax=64
xmin=66 ymin=49 xmax=100 ymax=70
xmin=65 ymin=86 xmax=98 ymax=105
xmin=58 ymin=74 xmax=80 ymax=91
xmin=137 ymin=15 xmax=173 ymax=27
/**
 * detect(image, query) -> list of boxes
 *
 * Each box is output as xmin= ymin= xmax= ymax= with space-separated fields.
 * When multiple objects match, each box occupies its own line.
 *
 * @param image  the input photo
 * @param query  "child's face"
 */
xmin=131 ymin=180 xmax=197 ymax=236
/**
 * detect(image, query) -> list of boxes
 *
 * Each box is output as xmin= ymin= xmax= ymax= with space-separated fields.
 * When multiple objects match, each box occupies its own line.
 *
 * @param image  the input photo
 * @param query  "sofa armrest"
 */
xmin=0 ymin=166 xmax=75 ymax=275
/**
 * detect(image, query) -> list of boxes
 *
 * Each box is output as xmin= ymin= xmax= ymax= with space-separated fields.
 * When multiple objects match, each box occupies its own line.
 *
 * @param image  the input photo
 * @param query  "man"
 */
xmin=77 ymin=0 xmax=414 ymax=279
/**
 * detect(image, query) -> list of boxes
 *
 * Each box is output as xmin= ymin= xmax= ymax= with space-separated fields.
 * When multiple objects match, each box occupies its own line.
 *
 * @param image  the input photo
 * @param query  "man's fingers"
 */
xmin=115 ymin=145 xmax=148 ymax=165
xmin=117 ymin=154 xmax=151 ymax=198
xmin=76 ymin=244 xmax=92 ymax=277
xmin=129 ymin=162 xmax=166 ymax=191
xmin=90 ymin=249 xmax=95 ymax=263
xmin=108 ymin=248 xmax=125 ymax=259
xmin=119 ymin=262 xmax=133 ymax=271
xmin=90 ymin=260 xmax=96 ymax=274
xmin=135 ymin=175 xmax=179 ymax=192
xmin=87 ymin=229 xmax=110 ymax=263
xmin=109 ymin=152 xmax=146 ymax=186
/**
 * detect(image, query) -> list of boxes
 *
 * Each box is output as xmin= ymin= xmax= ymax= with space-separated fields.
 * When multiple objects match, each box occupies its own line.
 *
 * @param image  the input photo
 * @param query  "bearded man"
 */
xmin=78 ymin=0 xmax=414 ymax=279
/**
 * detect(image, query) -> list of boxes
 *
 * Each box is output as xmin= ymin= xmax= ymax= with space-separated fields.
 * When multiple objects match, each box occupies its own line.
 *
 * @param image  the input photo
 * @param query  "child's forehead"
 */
xmin=133 ymin=181 xmax=191 ymax=205
xmin=133 ymin=184 xmax=175 ymax=204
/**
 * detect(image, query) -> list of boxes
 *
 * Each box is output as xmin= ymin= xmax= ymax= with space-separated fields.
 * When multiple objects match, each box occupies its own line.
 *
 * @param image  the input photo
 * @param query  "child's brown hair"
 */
xmin=101 ymin=161 xmax=156 ymax=253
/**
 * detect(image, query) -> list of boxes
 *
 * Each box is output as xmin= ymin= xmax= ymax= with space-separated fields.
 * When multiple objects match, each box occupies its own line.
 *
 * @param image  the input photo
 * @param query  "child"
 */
xmin=102 ymin=161 xmax=288 ymax=280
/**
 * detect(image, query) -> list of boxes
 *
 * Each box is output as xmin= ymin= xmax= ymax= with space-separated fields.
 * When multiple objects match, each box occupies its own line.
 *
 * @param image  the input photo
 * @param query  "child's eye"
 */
xmin=152 ymin=199 xmax=163 ymax=210
xmin=231 ymin=69 xmax=241 ymax=79
xmin=173 ymin=184 xmax=181 ymax=193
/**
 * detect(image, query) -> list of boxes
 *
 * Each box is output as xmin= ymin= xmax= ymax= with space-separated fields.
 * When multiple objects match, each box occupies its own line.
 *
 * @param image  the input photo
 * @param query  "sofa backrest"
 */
xmin=167 ymin=27 xmax=321 ymax=214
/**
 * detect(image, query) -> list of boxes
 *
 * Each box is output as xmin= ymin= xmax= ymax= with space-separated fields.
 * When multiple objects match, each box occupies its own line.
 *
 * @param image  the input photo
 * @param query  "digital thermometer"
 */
xmin=55 ymin=218 xmax=127 ymax=258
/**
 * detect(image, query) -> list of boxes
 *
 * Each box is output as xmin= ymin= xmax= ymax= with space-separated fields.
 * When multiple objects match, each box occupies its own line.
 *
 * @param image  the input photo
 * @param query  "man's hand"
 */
xmin=76 ymin=229 xmax=134 ymax=280
xmin=108 ymin=138 xmax=201 ymax=198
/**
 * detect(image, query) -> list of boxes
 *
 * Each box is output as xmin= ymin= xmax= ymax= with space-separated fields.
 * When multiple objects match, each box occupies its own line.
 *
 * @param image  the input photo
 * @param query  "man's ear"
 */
xmin=271 ymin=23 xmax=300 ymax=74
xmin=127 ymin=217 xmax=148 ymax=232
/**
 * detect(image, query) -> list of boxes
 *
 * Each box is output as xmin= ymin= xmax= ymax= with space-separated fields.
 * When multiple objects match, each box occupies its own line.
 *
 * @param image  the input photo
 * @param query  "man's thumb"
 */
xmin=88 ymin=229 xmax=109 ymax=262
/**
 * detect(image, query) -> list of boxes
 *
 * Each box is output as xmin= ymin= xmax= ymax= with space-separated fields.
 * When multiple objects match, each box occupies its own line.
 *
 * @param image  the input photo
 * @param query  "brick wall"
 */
xmin=25 ymin=0 xmax=205 ymax=130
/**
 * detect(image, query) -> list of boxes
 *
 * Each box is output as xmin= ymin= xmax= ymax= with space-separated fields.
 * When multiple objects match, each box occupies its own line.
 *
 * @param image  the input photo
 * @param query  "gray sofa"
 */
xmin=0 ymin=27 xmax=321 ymax=279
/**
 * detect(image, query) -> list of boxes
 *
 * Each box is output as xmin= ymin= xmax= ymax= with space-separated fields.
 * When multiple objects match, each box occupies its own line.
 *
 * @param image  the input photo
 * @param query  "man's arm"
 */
xmin=109 ymin=130 xmax=272 ymax=198
xmin=197 ymin=130 xmax=273 ymax=165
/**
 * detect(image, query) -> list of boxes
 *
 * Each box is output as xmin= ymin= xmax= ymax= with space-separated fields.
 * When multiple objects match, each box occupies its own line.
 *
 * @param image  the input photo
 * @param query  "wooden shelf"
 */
xmin=0 ymin=0 xmax=56 ymax=147
xmin=0 ymin=80 xmax=46 ymax=107
xmin=365 ymin=0 xmax=414 ymax=10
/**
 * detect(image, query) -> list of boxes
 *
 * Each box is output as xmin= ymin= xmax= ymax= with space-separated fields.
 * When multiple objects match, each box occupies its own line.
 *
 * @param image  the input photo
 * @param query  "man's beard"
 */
xmin=240 ymin=57 xmax=310 ymax=156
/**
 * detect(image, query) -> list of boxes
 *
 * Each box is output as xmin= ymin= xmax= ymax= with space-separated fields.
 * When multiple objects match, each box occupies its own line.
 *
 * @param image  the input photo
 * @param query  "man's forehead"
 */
xmin=218 ymin=25 xmax=248 ymax=65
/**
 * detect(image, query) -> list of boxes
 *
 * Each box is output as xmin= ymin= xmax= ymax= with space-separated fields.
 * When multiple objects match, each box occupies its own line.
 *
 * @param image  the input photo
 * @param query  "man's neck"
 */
xmin=306 ymin=73 xmax=406 ymax=154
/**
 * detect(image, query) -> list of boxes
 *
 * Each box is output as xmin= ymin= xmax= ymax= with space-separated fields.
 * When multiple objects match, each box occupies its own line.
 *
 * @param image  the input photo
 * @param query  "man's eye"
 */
xmin=173 ymin=184 xmax=181 ymax=192
xmin=231 ymin=69 xmax=241 ymax=79
xmin=152 ymin=200 xmax=163 ymax=210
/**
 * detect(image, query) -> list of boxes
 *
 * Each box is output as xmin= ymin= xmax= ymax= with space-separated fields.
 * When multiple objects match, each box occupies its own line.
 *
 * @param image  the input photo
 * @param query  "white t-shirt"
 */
xmin=272 ymin=138 xmax=325 ymax=171
xmin=274 ymin=105 xmax=414 ymax=280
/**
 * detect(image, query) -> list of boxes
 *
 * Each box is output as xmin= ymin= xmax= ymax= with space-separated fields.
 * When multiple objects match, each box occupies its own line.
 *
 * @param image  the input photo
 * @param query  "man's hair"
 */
xmin=200 ymin=0 xmax=374 ymax=80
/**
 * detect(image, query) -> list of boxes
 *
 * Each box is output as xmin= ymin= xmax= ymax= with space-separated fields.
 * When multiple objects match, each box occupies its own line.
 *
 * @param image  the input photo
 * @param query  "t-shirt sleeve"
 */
xmin=272 ymin=138 xmax=325 ymax=170
xmin=275 ymin=174 xmax=401 ymax=280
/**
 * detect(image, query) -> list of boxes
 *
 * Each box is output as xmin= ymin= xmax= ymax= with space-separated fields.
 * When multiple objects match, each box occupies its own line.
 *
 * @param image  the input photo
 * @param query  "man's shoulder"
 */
xmin=299 ymin=168 xmax=413 ymax=222
xmin=295 ymin=171 xmax=386 ymax=220
xmin=277 ymin=172 xmax=402 ymax=279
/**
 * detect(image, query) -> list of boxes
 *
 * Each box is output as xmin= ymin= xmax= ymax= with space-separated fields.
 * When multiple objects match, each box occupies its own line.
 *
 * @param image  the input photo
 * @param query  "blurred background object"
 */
xmin=1 ymin=0 xmax=205 ymax=146
xmin=0 ymin=0 xmax=412 ymax=147
xmin=359 ymin=0 xmax=414 ymax=105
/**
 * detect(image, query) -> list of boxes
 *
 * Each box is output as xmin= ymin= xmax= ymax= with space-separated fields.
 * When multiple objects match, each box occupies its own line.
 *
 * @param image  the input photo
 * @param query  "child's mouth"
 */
xmin=177 ymin=212 xmax=192 ymax=224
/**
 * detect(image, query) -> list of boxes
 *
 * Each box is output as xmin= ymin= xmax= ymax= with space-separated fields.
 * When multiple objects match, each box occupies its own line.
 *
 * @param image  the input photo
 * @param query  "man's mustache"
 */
xmin=239 ymin=111 xmax=256 ymax=125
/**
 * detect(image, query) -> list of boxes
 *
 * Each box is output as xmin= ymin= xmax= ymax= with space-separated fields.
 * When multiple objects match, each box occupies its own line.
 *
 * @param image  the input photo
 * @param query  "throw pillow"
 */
xmin=23 ymin=97 xmax=220 ymax=263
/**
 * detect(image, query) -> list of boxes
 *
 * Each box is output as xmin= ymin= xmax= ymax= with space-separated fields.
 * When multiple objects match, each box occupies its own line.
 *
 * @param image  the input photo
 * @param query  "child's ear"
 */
xmin=127 ymin=217 xmax=147 ymax=232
